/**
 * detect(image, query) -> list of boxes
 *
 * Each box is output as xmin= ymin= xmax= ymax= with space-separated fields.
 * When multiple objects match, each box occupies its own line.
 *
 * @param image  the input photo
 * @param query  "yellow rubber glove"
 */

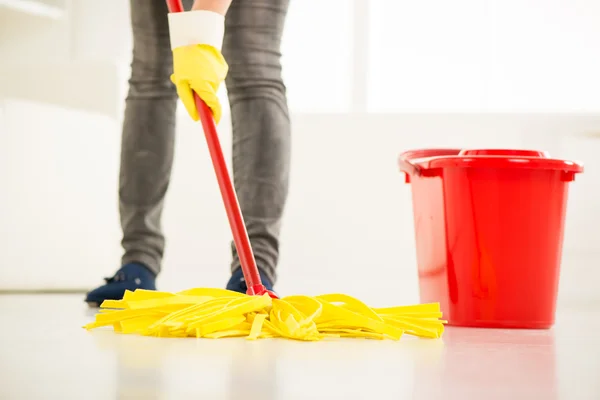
xmin=170 ymin=44 xmax=228 ymax=123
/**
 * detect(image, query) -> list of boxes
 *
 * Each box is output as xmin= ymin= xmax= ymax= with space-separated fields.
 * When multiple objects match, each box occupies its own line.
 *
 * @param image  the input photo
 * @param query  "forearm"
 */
xmin=168 ymin=0 xmax=232 ymax=50
xmin=192 ymin=0 xmax=232 ymax=16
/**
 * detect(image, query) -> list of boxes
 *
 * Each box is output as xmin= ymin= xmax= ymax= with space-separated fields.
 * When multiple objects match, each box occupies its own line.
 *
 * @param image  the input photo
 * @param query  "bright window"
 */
xmin=367 ymin=0 xmax=600 ymax=112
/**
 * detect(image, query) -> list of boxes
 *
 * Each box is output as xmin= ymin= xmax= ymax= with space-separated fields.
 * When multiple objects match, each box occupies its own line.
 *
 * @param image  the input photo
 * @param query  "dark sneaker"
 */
xmin=226 ymin=268 xmax=274 ymax=295
xmin=84 ymin=262 xmax=156 ymax=307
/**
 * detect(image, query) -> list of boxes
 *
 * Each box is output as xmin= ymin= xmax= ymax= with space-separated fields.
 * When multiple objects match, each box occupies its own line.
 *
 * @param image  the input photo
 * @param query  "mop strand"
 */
xmin=84 ymin=289 xmax=445 ymax=340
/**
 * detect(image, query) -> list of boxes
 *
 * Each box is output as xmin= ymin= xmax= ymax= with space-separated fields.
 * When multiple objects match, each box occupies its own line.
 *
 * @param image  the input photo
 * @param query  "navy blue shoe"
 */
xmin=226 ymin=268 xmax=274 ymax=295
xmin=85 ymin=262 xmax=156 ymax=307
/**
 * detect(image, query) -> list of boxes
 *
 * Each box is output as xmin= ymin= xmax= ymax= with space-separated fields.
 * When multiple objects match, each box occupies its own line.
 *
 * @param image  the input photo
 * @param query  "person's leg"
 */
xmin=119 ymin=0 xmax=184 ymax=275
xmin=86 ymin=0 xmax=186 ymax=305
xmin=223 ymin=0 xmax=291 ymax=291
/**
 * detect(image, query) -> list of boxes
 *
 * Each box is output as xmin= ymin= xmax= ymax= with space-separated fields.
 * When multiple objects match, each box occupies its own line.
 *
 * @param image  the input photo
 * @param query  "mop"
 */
xmin=83 ymin=0 xmax=445 ymax=341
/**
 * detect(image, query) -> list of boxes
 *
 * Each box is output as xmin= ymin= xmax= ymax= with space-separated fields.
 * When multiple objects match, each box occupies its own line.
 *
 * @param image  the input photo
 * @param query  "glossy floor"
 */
xmin=0 ymin=295 xmax=598 ymax=400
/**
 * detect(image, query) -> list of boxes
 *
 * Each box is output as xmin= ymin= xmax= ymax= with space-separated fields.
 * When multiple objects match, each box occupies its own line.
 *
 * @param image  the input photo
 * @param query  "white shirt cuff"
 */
xmin=167 ymin=10 xmax=225 ymax=51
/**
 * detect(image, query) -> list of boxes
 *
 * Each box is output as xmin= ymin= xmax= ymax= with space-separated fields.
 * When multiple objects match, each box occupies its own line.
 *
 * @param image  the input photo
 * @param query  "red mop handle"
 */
xmin=166 ymin=0 xmax=184 ymax=12
xmin=194 ymin=98 xmax=266 ymax=292
xmin=166 ymin=0 xmax=274 ymax=297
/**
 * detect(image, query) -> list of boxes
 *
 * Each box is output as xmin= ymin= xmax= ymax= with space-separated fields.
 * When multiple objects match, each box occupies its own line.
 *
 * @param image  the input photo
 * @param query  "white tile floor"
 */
xmin=0 ymin=295 xmax=598 ymax=400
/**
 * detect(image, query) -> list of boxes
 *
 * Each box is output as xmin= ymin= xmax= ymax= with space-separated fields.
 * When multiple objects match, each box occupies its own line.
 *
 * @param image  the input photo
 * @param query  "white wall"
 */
xmin=1 ymin=0 xmax=599 ymax=309
xmin=1 ymin=108 xmax=599 ymax=308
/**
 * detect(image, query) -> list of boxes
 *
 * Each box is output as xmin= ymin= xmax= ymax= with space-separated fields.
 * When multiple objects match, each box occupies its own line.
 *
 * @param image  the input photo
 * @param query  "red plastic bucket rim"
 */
xmin=398 ymin=148 xmax=584 ymax=176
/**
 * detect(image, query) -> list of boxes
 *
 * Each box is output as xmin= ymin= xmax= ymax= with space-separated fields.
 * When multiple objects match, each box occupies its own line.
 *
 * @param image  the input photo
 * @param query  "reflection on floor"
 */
xmin=0 ymin=295 xmax=598 ymax=399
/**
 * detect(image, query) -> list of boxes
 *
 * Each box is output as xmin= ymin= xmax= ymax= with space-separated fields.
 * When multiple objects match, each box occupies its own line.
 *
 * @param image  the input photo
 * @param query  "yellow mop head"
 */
xmin=84 ymin=288 xmax=445 ymax=341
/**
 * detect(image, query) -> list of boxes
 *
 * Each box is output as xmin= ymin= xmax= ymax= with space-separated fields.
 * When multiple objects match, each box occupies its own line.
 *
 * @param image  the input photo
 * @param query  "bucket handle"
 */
xmin=398 ymin=149 xmax=461 ymax=182
xmin=398 ymin=157 xmax=422 ymax=176
xmin=398 ymin=155 xmax=423 ymax=183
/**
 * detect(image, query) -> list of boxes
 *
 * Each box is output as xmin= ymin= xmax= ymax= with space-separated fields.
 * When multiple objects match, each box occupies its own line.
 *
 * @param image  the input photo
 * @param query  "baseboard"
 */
xmin=0 ymin=289 xmax=87 ymax=295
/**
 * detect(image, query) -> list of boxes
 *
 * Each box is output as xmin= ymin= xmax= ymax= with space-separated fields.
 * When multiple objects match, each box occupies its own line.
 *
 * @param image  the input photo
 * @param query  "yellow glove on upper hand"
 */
xmin=171 ymin=44 xmax=228 ymax=123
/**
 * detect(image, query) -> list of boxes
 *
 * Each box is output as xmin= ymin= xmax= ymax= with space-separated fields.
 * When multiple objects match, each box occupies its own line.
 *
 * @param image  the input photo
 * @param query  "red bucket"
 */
xmin=398 ymin=148 xmax=583 ymax=329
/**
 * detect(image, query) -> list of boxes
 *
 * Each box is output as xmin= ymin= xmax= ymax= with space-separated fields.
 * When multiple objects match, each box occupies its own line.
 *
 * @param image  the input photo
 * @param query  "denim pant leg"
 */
xmin=119 ymin=0 xmax=192 ymax=274
xmin=224 ymin=0 xmax=291 ymax=284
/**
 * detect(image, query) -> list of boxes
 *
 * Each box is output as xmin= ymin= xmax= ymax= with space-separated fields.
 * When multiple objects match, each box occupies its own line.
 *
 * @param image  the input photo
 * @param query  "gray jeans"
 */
xmin=119 ymin=0 xmax=290 ymax=284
